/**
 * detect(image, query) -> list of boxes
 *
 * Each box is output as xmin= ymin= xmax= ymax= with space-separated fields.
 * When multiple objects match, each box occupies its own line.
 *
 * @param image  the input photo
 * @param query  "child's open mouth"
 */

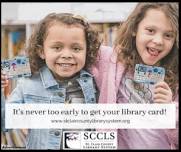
xmin=147 ymin=47 xmax=161 ymax=56
xmin=56 ymin=63 xmax=76 ymax=69
xmin=59 ymin=63 xmax=75 ymax=67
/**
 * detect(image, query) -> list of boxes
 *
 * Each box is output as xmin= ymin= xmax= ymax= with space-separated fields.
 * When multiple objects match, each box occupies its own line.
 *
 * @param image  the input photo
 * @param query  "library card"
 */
xmin=1 ymin=56 xmax=31 ymax=79
xmin=134 ymin=64 xmax=165 ymax=84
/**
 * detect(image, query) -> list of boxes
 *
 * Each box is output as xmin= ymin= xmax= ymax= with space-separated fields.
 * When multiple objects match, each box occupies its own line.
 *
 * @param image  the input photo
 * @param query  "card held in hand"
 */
xmin=134 ymin=64 xmax=165 ymax=84
xmin=1 ymin=56 xmax=31 ymax=79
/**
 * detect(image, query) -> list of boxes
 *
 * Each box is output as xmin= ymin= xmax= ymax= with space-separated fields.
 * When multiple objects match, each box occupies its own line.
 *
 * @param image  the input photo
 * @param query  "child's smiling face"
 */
xmin=40 ymin=23 xmax=86 ymax=80
xmin=135 ymin=8 xmax=175 ymax=66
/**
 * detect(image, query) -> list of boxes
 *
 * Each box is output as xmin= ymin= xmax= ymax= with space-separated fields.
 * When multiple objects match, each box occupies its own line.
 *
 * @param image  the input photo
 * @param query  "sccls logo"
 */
xmin=63 ymin=131 xmax=117 ymax=149
xmin=83 ymin=131 xmax=116 ymax=140
xmin=63 ymin=131 xmax=81 ymax=149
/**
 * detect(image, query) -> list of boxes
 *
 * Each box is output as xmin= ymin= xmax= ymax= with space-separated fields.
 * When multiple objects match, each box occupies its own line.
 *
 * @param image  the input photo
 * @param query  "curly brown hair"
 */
xmin=26 ymin=13 xmax=101 ymax=75
xmin=114 ymin=3 xmax=178 ymax=98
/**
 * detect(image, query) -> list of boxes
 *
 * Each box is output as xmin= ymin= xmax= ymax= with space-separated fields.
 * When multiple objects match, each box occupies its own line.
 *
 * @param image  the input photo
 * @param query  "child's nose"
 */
xmin=61 ymin=49 xmax=73 ymax=59
xmin=152 ymin=34 xmax=163 ymax=45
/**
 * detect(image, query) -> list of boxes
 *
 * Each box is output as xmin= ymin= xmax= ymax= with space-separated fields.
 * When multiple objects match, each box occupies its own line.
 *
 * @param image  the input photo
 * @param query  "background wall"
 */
xmin=2 ymin=2 xmax=137 ymax=23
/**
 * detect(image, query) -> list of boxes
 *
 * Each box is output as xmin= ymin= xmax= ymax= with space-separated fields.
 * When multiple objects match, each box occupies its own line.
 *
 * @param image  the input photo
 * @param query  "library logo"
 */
xmin=63 ymin=131 xmax=117 ymax=150
xmin=63 ymin=131 xmax=81 ymax=149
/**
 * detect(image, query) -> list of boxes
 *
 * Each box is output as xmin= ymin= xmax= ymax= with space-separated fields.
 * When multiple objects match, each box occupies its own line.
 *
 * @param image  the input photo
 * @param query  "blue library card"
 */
xmin=134 ymin=64 xmax=165 ymax=84
xmin=1 ymin=56 xmax=31 ymax=79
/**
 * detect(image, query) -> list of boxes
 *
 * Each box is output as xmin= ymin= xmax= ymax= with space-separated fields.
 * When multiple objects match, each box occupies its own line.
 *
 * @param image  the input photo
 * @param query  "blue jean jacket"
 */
xmin=1 ymin=66 xmax=97 ymax=149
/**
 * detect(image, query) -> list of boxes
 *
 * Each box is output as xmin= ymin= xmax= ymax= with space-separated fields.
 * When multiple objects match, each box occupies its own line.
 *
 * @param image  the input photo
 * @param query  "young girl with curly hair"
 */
xmin=2 ymin=13 xmax=101 ymax=149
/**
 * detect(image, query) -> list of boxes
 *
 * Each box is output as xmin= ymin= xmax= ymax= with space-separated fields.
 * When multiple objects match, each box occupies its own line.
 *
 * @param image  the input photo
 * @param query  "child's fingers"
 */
xmin=1 ymin=79 xmax=9 ymax=84
xmin=153 ymin=91 xmax=171 ymax=103
xmin=153 ymin=81 xmax=172 ymax=103
xmin=1 ymin=74 xmax=9 ymax=88
xmin=1 ymin=73 xmax=8 ymax=80
xmin=153 ymin=99 xmax=168 ymax=103
xmin=1 ymin=84 xmax=8 ymax=88
xmin=1 ymin=79 xmax=8 ymax=84
xmin=154 ymin=87 xmax=170 ymax=95
xmin=153 ymin=93 xmax=167 ymax=101
xmin=154 ymin=81 xmax=170 ymax=90
xmin=154 ymin=81 xmax=172 ymax=96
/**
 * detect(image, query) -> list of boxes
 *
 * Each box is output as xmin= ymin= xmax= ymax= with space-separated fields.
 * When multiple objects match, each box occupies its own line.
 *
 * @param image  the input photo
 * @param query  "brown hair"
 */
xmin=26 ymin=13 xmax=101 ymax=74
xmin=114 ymin=3 xmax=178 ymax=98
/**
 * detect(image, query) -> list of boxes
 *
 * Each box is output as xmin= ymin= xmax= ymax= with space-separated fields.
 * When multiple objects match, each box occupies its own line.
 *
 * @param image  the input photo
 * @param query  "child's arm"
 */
xmin=90 ymin=45 xmax=113 ymax=89
xmin=1 ymin=72 xmax=9 ymax=132
xmin=153 ymin=81 xmax=178 ymax=149
xmin=1 ymin=73 xmax=24 ymax=132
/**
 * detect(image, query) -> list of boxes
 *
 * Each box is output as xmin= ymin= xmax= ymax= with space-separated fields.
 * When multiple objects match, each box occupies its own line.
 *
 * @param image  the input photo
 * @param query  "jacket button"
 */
xmin=54 ymin=131 xmax=60 ymax=136
xmin=83 ymin=80 xmax=87 ymax=82
xmin=91 ymin=98 xmax=95 ymax=101
xmin=58 ymin=92 xmax=64 ymax=97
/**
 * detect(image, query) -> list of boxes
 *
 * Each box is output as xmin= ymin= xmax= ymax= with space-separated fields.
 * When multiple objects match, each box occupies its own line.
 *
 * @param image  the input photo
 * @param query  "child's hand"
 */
xmin=1 ymin=72 xmax=9 ymax=88
xmin=153 ymin=81 xmax=172 ymax=103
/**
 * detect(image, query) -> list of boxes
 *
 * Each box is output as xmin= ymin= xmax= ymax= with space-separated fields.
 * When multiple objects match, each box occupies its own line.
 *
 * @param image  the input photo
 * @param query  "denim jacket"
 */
xmin=1 ymin=65 xmax=97 ymax=149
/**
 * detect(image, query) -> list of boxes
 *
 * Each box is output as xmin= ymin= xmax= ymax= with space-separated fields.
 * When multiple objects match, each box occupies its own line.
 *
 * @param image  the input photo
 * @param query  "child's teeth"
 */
xmin=61 ymin=64 xmax=71 ymax=67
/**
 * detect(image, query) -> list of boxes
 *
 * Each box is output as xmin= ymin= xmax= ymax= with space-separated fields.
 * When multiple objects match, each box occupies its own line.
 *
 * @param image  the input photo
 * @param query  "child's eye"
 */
xmin=72 ymin=47 xmax=81 ymax=52
xmin=164 ymin=33 xmax=174 ymax=40
xmin=52 ymin=46 xmax=63 ymax=52
xmin=146 ymin=28 xmax=155 ymax=34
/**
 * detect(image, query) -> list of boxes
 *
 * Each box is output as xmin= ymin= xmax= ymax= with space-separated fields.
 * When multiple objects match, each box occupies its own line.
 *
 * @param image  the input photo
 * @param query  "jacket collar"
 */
xmin=39 ymin=65 xmax=92 ymax=89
